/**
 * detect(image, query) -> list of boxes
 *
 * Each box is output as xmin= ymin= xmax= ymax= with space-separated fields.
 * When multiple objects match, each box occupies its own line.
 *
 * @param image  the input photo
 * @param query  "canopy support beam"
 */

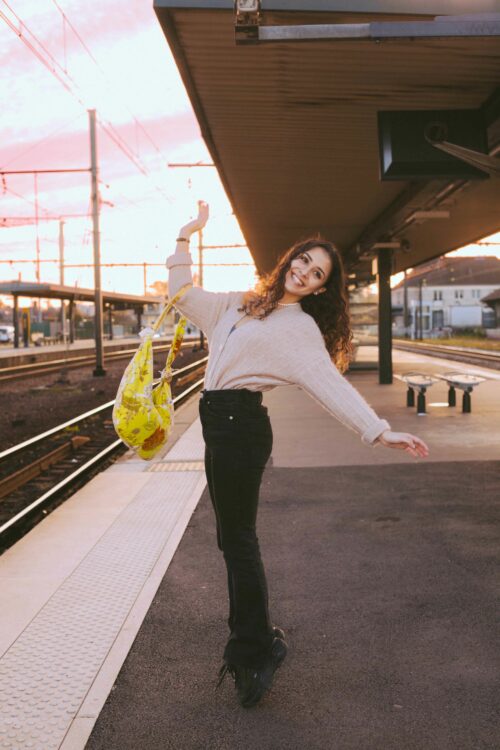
xmin=375 ymin=249 xmax=393 ymax=385
xmin=250 ymin=17 xmax=500 ymax=43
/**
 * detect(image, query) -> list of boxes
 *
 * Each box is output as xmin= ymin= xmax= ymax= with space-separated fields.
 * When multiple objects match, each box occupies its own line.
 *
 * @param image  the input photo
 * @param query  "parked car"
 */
xmin=0 ymin=325 xmax=15 ymax=344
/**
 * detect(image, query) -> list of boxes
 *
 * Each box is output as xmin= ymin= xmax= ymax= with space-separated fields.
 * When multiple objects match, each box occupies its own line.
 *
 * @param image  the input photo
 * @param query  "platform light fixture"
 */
xmin=235 ymin=0 xmax=262 ymax=43
xmin=408 ymin=210 xmax=450 ymax=221
xmin=235 ymin=0 xmax=260 ymax=11
xmin=371 ymin=242 xmax=402 ymax=249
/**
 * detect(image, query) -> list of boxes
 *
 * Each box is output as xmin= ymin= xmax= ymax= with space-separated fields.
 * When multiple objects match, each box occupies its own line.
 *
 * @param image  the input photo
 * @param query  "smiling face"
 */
xmin=283 ymin=246 xmax=333 ymax=301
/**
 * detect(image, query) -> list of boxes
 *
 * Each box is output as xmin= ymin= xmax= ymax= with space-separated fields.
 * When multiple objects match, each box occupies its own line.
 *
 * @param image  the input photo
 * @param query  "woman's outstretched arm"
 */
xmin=288 ymin=322 xmax=428 ymax=457
xmin=293 ymin=353 xmax=392 ymax=447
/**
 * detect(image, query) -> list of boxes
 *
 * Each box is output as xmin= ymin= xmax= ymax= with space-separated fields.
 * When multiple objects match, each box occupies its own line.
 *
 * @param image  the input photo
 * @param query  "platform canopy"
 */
xmin=0 ymin=281 xmax=161 ymax=311
xmin=154 ymin=1 xmax=500 ymax=282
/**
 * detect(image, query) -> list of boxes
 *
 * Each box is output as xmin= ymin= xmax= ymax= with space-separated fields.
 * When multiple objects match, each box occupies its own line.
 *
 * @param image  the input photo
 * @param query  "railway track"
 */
xmin=391 ymin=338 xmax=500 ymax=370
xmin=0 ymin=339 xmax=197 ymax=383
xmin=0 ymin=356 xmax=207 ymax=554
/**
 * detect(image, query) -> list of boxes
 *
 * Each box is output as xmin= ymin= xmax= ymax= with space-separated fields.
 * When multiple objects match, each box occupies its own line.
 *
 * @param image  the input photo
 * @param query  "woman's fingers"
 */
xmin=381 ymin=431 xmax=429 ymax=458
xmin=197 ymin=200 xmax=209 ymax=226
xmin=195 ymin=205 xmax=209 ymax=229
xmin=403 ymin=435 xmax=429 ymax=458
xmin=179 ymin=202 xmax=210 ymax=237
xmin=412 ymin=436 xmax=429 ymax=456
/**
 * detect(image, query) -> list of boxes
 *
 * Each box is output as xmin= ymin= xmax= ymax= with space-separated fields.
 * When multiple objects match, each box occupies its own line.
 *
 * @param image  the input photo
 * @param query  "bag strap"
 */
xmin=162 ymin=314 xmax=187 ymax=381
xmin=151 ymin=283 xmax=192 ymax=333
xmin=153 ymin=283 xmax=193 ymax=384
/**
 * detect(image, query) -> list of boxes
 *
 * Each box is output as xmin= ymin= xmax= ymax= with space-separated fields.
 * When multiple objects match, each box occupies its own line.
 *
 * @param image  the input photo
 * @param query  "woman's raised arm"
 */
xmin=166 ymin=201 xmax=244 ymax=337
xmin=167 ymin=200 xmax=209 ymax=297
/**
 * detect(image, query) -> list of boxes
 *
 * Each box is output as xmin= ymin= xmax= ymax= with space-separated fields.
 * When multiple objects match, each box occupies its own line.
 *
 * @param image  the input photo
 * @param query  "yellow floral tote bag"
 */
xmin=112 ymin=284 xmax=192 ymax=460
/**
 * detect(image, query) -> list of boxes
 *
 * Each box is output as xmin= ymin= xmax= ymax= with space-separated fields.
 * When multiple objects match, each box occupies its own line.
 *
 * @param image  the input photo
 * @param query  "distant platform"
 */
xmin=0 ymin=280 xmax=161 ymax=307
xmin=0 ymin=334 xmax=200 ymax=368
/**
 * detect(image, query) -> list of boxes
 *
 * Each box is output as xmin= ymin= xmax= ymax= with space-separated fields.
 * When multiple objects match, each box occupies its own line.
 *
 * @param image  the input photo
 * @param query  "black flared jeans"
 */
xmin=199 ymin=388 xmax=275 ymax=668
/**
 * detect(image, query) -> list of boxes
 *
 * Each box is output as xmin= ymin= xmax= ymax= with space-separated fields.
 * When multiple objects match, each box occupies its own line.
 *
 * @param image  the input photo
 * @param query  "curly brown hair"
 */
xmin=238 ymin=236 xmax=354 ymax=373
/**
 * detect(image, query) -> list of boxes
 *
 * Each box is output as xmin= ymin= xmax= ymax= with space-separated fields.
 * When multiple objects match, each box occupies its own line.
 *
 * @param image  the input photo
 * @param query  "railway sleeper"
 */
xmin=0 ymin=436 xmax=91 ymax=500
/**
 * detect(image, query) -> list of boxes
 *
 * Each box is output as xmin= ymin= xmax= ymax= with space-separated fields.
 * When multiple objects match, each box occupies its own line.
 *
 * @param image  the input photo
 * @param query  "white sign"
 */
xmin=450 ymin=305 xmax=482 ymax=326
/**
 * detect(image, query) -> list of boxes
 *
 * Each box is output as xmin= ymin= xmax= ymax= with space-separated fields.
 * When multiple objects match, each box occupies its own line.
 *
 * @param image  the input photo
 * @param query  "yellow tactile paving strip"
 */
xmin=148 ymin=461 xmax=205 ymax=471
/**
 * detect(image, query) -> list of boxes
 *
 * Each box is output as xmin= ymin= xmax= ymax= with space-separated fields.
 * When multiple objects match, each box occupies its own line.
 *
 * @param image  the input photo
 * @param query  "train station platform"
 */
xmin=0 ymin=335 xmax=200 ymax=371
xmin=0 ymin=337 xmax=141 ymax=358
xmin=0 ymin=347 xmax=498 ymax=750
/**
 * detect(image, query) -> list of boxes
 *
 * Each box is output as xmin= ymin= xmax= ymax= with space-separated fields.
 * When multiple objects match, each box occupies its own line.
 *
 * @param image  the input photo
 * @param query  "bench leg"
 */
xmin=417 ymin=388 xmax=426 ymax=415
xmin=406 ymin=387 xmax=415 ymax=407
xmin=462 ymin=389 xmax=472 ymax=413
xmin=448 ymin=385 xmax=456 ymax=407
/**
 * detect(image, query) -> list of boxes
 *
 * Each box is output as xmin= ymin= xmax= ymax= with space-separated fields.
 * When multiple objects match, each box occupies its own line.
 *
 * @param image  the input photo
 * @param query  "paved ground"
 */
xmin=85 ymin=461 xmax=499 ymax=750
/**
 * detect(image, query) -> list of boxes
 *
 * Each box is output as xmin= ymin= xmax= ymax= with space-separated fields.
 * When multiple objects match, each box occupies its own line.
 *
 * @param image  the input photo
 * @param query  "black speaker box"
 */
xmin=378 ymin=109 xmax=488 ymax=180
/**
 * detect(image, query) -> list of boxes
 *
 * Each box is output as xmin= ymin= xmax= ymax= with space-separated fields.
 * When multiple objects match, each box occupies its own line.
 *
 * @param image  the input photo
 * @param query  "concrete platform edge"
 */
xmin=59 ymin=472 xmax=206 ymax=750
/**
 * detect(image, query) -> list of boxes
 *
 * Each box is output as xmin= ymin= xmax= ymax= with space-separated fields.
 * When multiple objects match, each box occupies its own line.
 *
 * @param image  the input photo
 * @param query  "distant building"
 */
xmin=391 ymin=256 xmax=500 ymax=338
xmin=141 ymin=300 xmax=167 ymax=331
xmin=349 ymin=286 xmax=379 ymax=336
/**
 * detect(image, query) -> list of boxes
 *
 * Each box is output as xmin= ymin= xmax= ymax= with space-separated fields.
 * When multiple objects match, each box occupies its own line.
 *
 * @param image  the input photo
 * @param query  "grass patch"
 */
xmin=394 ymin=336 xmax=500 ymax=351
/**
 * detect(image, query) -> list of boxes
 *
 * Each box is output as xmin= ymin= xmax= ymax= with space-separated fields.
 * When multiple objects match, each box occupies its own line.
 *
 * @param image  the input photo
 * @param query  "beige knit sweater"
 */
xmin=166 ymin=249 xmax=391 ymax=446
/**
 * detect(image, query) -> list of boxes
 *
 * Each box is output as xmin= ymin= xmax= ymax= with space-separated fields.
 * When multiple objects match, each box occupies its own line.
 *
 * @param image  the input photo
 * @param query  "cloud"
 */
xmin=1 ymin=0 xmax=160 ymax=74
xmin=0 ymin=109 xmax=199 ymax=174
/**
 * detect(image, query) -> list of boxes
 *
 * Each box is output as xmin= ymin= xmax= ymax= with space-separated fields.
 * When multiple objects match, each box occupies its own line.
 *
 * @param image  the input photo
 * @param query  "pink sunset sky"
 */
xmin=0 ymin=0 xmax=256 ymax=297
xmin=1 ymin=0 xmax=498 ymax=299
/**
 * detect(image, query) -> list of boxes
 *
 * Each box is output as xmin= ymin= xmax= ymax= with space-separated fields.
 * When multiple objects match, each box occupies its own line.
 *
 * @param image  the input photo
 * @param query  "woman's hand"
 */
xmin=179 ymin=200 xmax=209 ymax=238
xmin=376 ymin=430 xmax=429 ymax=458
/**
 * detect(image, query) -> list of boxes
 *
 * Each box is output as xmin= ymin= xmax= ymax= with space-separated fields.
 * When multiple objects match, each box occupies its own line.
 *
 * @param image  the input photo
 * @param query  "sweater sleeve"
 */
xmin=288 ymin=323 xmax=391 ymax=446
xmin=166 ymin=249 xmax=244 ymax=338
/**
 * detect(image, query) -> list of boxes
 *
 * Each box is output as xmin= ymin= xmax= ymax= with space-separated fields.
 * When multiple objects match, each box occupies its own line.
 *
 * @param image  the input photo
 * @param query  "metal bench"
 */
xmin=33 ymin=335 xmax=60 ymax=346
xmin=433 ymin=372 xmax=486 ymax=413
xmin=395 ymin=372 xmax=441 ymax=415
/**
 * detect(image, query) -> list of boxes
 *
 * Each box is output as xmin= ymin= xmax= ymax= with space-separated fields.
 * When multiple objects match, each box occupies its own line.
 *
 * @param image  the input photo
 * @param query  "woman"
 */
xmin=166 ymin=201 xmax=429 ymax=708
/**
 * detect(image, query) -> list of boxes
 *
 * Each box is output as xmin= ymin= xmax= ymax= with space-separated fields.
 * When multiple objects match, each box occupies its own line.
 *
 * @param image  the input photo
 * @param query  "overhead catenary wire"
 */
xmin=0 ymin=1 xmax=138 ymax=172
xmin=0 ymin=213 xmax=92 ymax=227
xmin=0 ymin=260 xmax=255 ymax=268
xmin=97 ymin=178 xmax=154 ymax=213
xmin=0 ymin=1 xmax=175 ymax=203
xmin=1 ymin=182 xmax=53 ymax=217
xmin=50 ymin=0 xmax=171 ymax=163
xmin=0 ymin=112 xmax=86 ymax=170
xmin=0 ymin=3 xmax=76 ymax=99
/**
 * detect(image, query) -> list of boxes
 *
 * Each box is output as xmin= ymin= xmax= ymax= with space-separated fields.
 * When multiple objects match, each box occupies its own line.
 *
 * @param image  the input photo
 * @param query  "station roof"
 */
xmin=0 ymin=281 xmax=161 ymax=310
xmin=392 ymin=256 xmax=500 ymax=289
xmin=154 ymin=1 xmax=500 ymax=281
xmin=482 ymin=287 xmax=500 ymax=303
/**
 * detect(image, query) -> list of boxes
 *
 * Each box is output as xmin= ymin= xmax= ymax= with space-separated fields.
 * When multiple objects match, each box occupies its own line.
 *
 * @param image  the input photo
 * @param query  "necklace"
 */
xmin=277 ymin=301 xmax=300 ymax=307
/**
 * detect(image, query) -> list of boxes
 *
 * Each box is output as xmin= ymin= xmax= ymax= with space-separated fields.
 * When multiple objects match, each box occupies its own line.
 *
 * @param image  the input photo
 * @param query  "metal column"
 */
xmin=418 ymin=279 xmax=424 ymax=340
xmin=376 ymin=249 xmax=393 ymax=384
xmin=403 ymin=269 xmax=409 ymax=338
xmin=68 ymin=300 xmax=75 ymax=344
xmin=13 ymin=295 xmax=19 ymax=349
xmin=108 ymin=307 xmax=113 ymax=340
xmin=59 ymin=220 xmax=65 ymax=337
xmin=197 ymin=227 xmax=205 ymax=351
xmin=89 ymin=109 xmax=106 ymax=376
